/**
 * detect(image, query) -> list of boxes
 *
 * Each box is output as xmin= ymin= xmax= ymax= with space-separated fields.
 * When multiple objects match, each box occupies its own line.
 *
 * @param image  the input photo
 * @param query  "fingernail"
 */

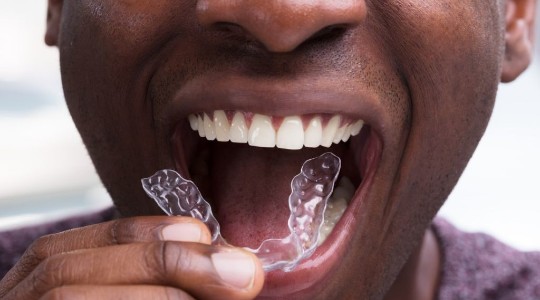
xmin=160 ymin=223 xmax=202 ymax=242
xmin=211 ymin=251 xmax=255 ymax=289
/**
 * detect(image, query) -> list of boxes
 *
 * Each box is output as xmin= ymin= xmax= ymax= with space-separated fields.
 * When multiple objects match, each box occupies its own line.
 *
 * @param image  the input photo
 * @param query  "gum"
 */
xmin=141 ymin=152 xmax=341 ymax=272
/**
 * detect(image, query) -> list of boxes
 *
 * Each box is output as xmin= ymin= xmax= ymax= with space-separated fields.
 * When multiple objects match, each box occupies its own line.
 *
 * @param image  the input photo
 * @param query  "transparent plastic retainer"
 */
xmin=141 ymin=152 xmax=341 ymax=272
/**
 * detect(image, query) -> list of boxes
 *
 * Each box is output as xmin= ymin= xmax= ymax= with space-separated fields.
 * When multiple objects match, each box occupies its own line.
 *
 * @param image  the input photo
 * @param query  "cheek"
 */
xmin=57 ymin=0 xmax=197 ymax=210
xmin=59 ymin=0 xmax=201 ymax=136
xmin=388 ymin=0 xmax=502 ymax=108
xmin=59 ymin=0 xmax=195 ymax=144
xmin=371 ymin=0 xmax=504 ymax=225
xmin=378 ymin=0 xmax=503 ymax=163
xmin=62 ymin=0 xmax=194 ymax=48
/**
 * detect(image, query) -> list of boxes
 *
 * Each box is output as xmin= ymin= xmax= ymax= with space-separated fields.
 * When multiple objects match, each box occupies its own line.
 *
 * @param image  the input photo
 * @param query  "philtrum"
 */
xmin=141 ymin=152 xmax=341 ymax=272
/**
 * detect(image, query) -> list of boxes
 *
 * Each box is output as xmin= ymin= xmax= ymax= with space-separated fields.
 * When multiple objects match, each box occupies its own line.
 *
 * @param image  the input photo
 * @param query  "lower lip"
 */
xmin=257 ymin=136 xmax=380 ymax=298
xmin=258 ymin=221 xmax=353 ymax=298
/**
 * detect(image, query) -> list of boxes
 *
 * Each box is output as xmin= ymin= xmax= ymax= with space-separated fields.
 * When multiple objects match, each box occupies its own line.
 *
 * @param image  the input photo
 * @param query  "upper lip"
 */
xmin=162 ymin=72 xmax=388 ymax=138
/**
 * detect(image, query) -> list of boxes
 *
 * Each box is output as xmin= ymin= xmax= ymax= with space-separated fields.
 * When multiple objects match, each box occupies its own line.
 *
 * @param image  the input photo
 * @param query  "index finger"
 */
xmin=33 ymin=216 xmax=211 ymax=257
xmin=0 ymin=216 xmax=211 ymax=295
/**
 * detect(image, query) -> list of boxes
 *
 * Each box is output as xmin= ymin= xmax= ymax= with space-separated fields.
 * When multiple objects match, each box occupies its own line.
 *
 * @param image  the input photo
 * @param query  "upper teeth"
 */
xmin=188 ymin=111 xmax=364 ymax=150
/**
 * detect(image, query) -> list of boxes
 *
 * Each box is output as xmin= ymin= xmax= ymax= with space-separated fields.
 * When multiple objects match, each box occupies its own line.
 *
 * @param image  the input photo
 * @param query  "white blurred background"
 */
xmin=1 ymin=2 xmax=539 ymax=250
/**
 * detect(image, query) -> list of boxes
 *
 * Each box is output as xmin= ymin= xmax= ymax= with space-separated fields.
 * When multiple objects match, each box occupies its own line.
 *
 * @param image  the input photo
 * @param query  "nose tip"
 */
xmin=197 ymin=0 xmax=367 ymax=53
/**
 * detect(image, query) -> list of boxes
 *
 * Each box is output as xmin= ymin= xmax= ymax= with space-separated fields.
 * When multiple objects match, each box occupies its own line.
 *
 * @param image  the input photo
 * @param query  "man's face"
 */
xmin=47 ymin=0 xmax=530 ymax=298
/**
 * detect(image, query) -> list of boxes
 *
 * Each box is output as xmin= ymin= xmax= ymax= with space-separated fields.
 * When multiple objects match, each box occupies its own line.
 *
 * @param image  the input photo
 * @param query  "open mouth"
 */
xmin=169 ymin=107 xmax=382 ymax=296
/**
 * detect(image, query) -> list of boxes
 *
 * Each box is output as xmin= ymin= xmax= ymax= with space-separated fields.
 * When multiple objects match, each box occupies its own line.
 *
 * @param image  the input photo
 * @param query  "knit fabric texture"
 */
xmin=433 ymin=218 xmax=540 ymax=300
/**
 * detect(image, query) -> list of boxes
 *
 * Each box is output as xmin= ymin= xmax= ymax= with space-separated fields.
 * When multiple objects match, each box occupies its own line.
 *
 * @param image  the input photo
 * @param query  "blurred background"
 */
xmin=1 ymin=2 xmax=539 ymax=250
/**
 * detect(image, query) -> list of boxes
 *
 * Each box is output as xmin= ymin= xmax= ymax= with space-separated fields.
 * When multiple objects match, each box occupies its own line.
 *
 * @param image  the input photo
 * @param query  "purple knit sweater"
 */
xmin=432 ymin=219 xmax=540 ymax=299
xmin=1 ymin=210 xmax=539 ymax=299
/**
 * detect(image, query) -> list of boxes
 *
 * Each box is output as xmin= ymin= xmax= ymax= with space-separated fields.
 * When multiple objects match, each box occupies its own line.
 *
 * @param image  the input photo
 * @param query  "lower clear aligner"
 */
xmin=141 ymin=152 xmax=341 ymax=272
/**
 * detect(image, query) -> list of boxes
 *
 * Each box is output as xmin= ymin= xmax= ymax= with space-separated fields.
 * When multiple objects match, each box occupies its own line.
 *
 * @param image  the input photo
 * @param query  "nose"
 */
xmin=196 ymin=0 xmax=367 ymax=53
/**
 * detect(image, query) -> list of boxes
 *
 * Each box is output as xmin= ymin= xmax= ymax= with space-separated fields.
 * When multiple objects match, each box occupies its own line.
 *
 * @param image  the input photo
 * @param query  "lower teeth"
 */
xmin=141 ymin=153 xmax=346 ymax=272
xmin=319 ymin=176 xmax=354 ymax=245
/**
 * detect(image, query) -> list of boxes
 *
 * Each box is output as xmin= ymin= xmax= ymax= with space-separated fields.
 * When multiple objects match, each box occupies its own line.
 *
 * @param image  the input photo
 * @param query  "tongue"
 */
xmin=209 ymin=143 xmax=335 ymax=249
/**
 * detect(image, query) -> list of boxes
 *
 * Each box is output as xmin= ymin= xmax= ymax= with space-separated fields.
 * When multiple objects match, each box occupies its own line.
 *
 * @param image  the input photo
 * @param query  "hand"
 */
xmin=0 ymin=216 xmax=264 ymax=299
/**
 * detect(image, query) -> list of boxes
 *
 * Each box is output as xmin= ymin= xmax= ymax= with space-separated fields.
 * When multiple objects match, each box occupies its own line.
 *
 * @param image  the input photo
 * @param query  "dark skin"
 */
xmin=0 ymin=0 xmax=536 ymax=299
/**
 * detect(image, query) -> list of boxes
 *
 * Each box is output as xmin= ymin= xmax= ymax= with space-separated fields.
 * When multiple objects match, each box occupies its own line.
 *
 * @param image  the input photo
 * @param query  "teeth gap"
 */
xmin=188 ymin=111 xmax=365 ymax=150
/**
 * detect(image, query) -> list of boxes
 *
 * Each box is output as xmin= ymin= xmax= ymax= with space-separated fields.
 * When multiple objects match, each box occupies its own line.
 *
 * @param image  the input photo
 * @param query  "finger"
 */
xmin=41 ymin=285 xmax=195 ymax=300
xmin=0 ymin=216 xmax=211 ymax=297
xmin=32 ymin=216 xmax=213 ymax=254
xmin=7 ymin=243 xmax=264 ymax=300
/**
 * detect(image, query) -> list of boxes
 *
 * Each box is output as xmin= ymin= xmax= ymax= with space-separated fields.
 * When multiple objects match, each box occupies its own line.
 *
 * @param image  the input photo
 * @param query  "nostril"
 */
xmin=211 ymin=22 xmax=264 ymax=49
xmin=304 ymin=25 xmax=349 ymax=45
xmin=213 ymin=22 xmax=243 ymax=34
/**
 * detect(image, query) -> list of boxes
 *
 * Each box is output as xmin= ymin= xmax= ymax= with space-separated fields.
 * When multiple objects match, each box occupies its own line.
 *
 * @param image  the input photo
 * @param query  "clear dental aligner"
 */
xmin=141 ymin=152 xmax=341 ymax=272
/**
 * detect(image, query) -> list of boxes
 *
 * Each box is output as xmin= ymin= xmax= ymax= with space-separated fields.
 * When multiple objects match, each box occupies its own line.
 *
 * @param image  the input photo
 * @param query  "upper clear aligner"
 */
xmin=141 ymin=152 xmax=341 ymax=272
